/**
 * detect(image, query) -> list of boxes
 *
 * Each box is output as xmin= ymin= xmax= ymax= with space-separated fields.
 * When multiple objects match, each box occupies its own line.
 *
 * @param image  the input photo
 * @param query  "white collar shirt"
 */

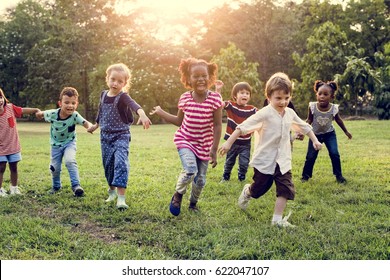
xmin=236 ymin=105 xmax=312 ymax=175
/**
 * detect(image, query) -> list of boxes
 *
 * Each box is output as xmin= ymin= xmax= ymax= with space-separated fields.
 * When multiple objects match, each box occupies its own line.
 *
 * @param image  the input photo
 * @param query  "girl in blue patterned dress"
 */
xmin=89 ymin=63 xmax=151 ymax=209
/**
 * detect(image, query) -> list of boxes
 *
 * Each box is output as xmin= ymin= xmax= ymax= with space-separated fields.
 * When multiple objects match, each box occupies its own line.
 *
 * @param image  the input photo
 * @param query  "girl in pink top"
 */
xmin=0 ymin=88 xmax=41 ymax=196
xmin=150 ymin=58 xmax=223 ymax=216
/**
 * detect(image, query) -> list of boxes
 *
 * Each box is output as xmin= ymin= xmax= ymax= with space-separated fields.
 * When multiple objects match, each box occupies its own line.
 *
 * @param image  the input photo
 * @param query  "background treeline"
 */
xmin=0 ymin=0 xmax=389 ymax=121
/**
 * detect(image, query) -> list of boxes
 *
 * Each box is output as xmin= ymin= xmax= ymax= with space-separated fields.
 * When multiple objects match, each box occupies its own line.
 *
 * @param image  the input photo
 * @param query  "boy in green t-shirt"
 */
xmin=37 ymin=87 xmax=92 ymax=196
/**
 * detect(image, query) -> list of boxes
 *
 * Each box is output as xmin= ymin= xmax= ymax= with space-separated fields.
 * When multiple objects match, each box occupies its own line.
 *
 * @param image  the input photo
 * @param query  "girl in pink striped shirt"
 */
xmin=0 ymin=88 xmax=41 ymax=196
xmin=150 ymin=58 xmax=223 ymax=216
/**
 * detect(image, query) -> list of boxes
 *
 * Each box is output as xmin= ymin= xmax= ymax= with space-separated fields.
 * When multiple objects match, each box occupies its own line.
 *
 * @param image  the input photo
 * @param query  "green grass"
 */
xmin=0 ymin=120 xmax=389 ymax=260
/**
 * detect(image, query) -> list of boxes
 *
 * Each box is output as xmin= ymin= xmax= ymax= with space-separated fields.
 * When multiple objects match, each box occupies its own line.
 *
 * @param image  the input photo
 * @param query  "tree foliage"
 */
xmin=0 ymin=0 xmax=389 ymax=119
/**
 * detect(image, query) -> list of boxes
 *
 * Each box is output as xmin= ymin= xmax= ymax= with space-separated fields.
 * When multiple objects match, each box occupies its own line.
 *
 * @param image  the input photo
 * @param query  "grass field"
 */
xmin=0 ymin=120 xmax=389 ymax=260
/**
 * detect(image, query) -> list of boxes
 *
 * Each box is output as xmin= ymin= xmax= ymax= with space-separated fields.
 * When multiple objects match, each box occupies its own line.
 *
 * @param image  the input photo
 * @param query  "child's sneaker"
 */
xmin=169 ymin=191 xmax=183 ymax=216
xmin=188 ymin=202 xmax=199 ymax=212
xmin=272 ymin=211 xmax=296 ymax=228
xmin=336 ymin=176 xmax=347 ymax=184
xmin=10 ymin=186 xmax=21 ymax=195
xmin=105 ymin=189 xmax=117 ymax=202
xmin=49 ymin=187 xmax=60 ymax=194
xmin=116 ymin=195 xmax=128 ymax=210
xmin=72 ymin=185 xmax=84 ymax=197
xmin=0 ymin=187 xmax=8 ymax=197
xmin=238 ymin=184 xmax=251 ymax=210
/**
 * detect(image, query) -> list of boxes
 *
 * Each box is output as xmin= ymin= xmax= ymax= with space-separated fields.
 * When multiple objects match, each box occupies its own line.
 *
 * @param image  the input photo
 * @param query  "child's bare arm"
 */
xmin=22 ymin=107 xmax=41 ymax=115
xmin=136 ymin=108 xmax=152 ymax=129
xmin=335 ymin=114 xmax=352 ymax=139
xmin=150 ymin=106 xmax=184 ymax=127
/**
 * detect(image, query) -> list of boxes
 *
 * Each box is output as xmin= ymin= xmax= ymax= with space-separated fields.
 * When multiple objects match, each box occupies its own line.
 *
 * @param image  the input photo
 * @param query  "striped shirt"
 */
xmin=0 ymin=103 xmax=23 ymax=156
xmin=224 ymin=101 xmax=257 ymax=144
xmin=174 ymin=90 xmax=223 ymax=160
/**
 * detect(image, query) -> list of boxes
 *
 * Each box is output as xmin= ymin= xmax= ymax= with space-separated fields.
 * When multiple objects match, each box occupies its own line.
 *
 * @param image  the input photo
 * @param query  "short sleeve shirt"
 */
xmin=43 ymin=109 xmax=86 ymax=147
xmin=0 ymin=104 xmax=23 ymax=156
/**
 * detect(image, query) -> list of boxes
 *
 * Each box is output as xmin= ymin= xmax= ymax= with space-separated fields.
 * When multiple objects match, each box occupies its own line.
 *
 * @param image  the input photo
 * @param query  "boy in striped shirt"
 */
xmin=216 ymin=81 xmax=257 ymax=182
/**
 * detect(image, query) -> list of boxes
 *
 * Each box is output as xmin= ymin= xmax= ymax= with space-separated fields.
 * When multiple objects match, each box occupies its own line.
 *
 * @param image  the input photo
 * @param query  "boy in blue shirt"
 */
xmin=37 ymin=87 xmax=92 ymax=196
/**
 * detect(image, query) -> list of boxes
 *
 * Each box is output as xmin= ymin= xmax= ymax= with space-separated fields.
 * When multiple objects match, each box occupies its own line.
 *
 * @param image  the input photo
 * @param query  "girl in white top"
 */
xmin=219 ymin=72 xmax=322 ymax=227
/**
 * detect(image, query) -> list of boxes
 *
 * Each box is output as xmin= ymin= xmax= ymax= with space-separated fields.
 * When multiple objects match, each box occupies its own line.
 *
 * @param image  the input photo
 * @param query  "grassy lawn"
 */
xmin=0 ymin=120 xmax=389 ymax=260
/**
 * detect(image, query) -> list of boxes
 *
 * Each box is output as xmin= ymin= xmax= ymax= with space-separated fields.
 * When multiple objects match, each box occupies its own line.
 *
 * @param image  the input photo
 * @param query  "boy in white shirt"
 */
xmin=218 ymin=73 xmax=322 ymax=227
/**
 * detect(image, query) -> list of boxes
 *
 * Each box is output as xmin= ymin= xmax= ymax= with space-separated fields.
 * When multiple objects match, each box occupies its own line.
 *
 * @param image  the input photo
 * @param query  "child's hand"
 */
xmin=137 ymin=115 xmax=152 ymax=129
xmin=345 ymin=132 xmax=352 ymax=139
xmin=35 ymin=111 xmax=43 ymax=120
xmin=87 ymin=123 xmax=98 ymax=134
xmin=149 ymin=106 xmax=162 ymax=116
xmin=209 ymin=150 xmax=218 ymax=168
xmin=218 ymin=142 xmax=232 ymax=156
xmin=214 ymin=80 xmax=224 ymax=93
xmin=295 ymin=133 xmax=304 ymax=141
xmin=313 ymin=141 xmax=322 ymax=151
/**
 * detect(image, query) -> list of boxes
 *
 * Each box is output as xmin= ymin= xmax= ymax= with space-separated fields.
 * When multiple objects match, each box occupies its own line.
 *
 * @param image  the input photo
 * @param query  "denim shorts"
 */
xmin=0 ymin=152 xmax=22 ymax=163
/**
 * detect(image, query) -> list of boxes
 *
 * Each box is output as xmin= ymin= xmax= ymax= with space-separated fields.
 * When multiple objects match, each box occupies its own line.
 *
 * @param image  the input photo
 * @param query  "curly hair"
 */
xmin=178 ymin=58 xmax=218 ymax=89
xmin=313 ymin=80 xmax=338 ymax=96
xmin=59 ymin=87 xmax=79 ymax=101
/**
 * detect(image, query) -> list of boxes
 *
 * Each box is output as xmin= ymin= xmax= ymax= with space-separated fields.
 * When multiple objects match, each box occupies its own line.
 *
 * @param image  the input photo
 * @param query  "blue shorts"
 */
xmin=0 ymin=152 xmax=22 ymax=163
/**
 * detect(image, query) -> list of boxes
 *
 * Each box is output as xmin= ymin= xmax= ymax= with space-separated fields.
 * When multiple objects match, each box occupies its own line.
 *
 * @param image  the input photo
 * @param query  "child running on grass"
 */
xmin=36 ymin=87 xmax=92 ymax=197
xmin=301 ymin=80 xmax=352 ymax=184
xmin=215 ymin=80 xmax=257 ymax=183
xmin=218 ymin=73 xmax=322 ymax=227
xmin=0 ymin=88 xmax=41 ymax=196
xmin=150 ymin=57 xmax=223 ymax=216
xmin=88 ymin=63 xmax=151 ymax=210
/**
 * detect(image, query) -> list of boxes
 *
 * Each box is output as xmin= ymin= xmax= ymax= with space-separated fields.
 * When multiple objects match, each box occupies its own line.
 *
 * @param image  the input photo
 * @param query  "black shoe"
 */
xmin=189 ymin=202 xmax=199 ymax=212
xmin=49 ymin=187 xmax=60 ymax=194
xmin=73 ymin=186 xmax=84 ymax=197
xmin=336 ymin=176 xmax=347 ymax=184
xmin=301 ymin=176 xmax=309 ymax=183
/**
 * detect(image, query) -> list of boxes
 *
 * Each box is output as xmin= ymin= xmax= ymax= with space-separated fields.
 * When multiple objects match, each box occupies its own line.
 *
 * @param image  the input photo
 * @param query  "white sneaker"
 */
xmin=272 ymin=211 xmax=296 ymax=228
xmin=238 ymin=184 xmax=251 ymax=210
xmin=10 ymin=186 xmax=21 ymax=195
xmin=116 ymin=195 xmax=128 ymax=210
xmin=0 ymin=187 xmax=8 ymax=197
xmin=105 ymin=190 xmax=117 ymax=202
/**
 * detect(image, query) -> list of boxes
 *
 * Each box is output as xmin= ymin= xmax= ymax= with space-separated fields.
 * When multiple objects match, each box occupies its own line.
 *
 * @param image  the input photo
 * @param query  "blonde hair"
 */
xmin=0 ymin=88 xmax=9 ymax=106
xmin=106 ymin=63 xmax=132 ymax=92
xmin=264 ymin=72 xmax=292 ymax=99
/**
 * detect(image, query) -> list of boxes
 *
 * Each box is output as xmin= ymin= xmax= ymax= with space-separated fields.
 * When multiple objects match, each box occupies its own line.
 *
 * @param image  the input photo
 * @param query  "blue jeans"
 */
xmin=302 ymin=130 xmax=342 ymax=179
xmin=176 ymin=148 xmax=209 ymax=204
xmin=50 ymin=141 xmax=80 ymax=190
xmin=222 ymin=142 xmax=251 ymax=181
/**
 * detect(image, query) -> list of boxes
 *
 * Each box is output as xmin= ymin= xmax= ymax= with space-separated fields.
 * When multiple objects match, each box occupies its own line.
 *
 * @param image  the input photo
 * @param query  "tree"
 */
xmin=372 ymin=43 xmax=390 ymax=119
xmin=292 ymin=21 xmax=355 ymax=115
xmin=211 ymin=43 xmax=262 ymax=106
xmin=335 ymin=56 xmax=381 ymax=116
xmin=0 ymin=0 xmax=49 ymax=106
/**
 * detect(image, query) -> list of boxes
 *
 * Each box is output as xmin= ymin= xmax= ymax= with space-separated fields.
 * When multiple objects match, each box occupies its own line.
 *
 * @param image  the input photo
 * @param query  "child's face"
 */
xmin=107 ymin=70 xmax=127 ymax=95
xmin=267 ymin=90 xmax=291 ymax=114
xmin=189 ymin=65 xmax=209 ymax=94
xmin=0 ymin=95 xmax=4 ymax=107
xmin=316 ymin=85 xmax=333 ymax=108
xmin=235 ymin=89 xmax=251 ymax=106
xmin=58 ymin=95 xmax=78 ymax=117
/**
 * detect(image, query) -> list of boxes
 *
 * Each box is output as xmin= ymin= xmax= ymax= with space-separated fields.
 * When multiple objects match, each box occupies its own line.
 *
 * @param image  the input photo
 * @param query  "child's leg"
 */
xmin=63 ymin=142 xmax=83 ymax=195
xmin=170 ymin=148 xmax=197 ymax=216
xmin=9 ymin=161 xmax=18 ymax=186
xmin=301 ymin=138 xmax=320 ymax=180
xmin=190 ymin=158 xmax=209 ymax=207
xmin=50 ymin=147 xmax=64 ymax=190
xmin=272 ymin=168 xmax=295 ymax=227
xmin=116 ymin=186 xmax=128 ymax=209
xmin=222 ymin=146 xmax=238 ymax=181
xmin=237 ymin=145 xmax=250 ymax=181
xmin=323 ymin=131 xmax=344 ymax=181
xmin=0 ymin=162 xmax=6 ymax=191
